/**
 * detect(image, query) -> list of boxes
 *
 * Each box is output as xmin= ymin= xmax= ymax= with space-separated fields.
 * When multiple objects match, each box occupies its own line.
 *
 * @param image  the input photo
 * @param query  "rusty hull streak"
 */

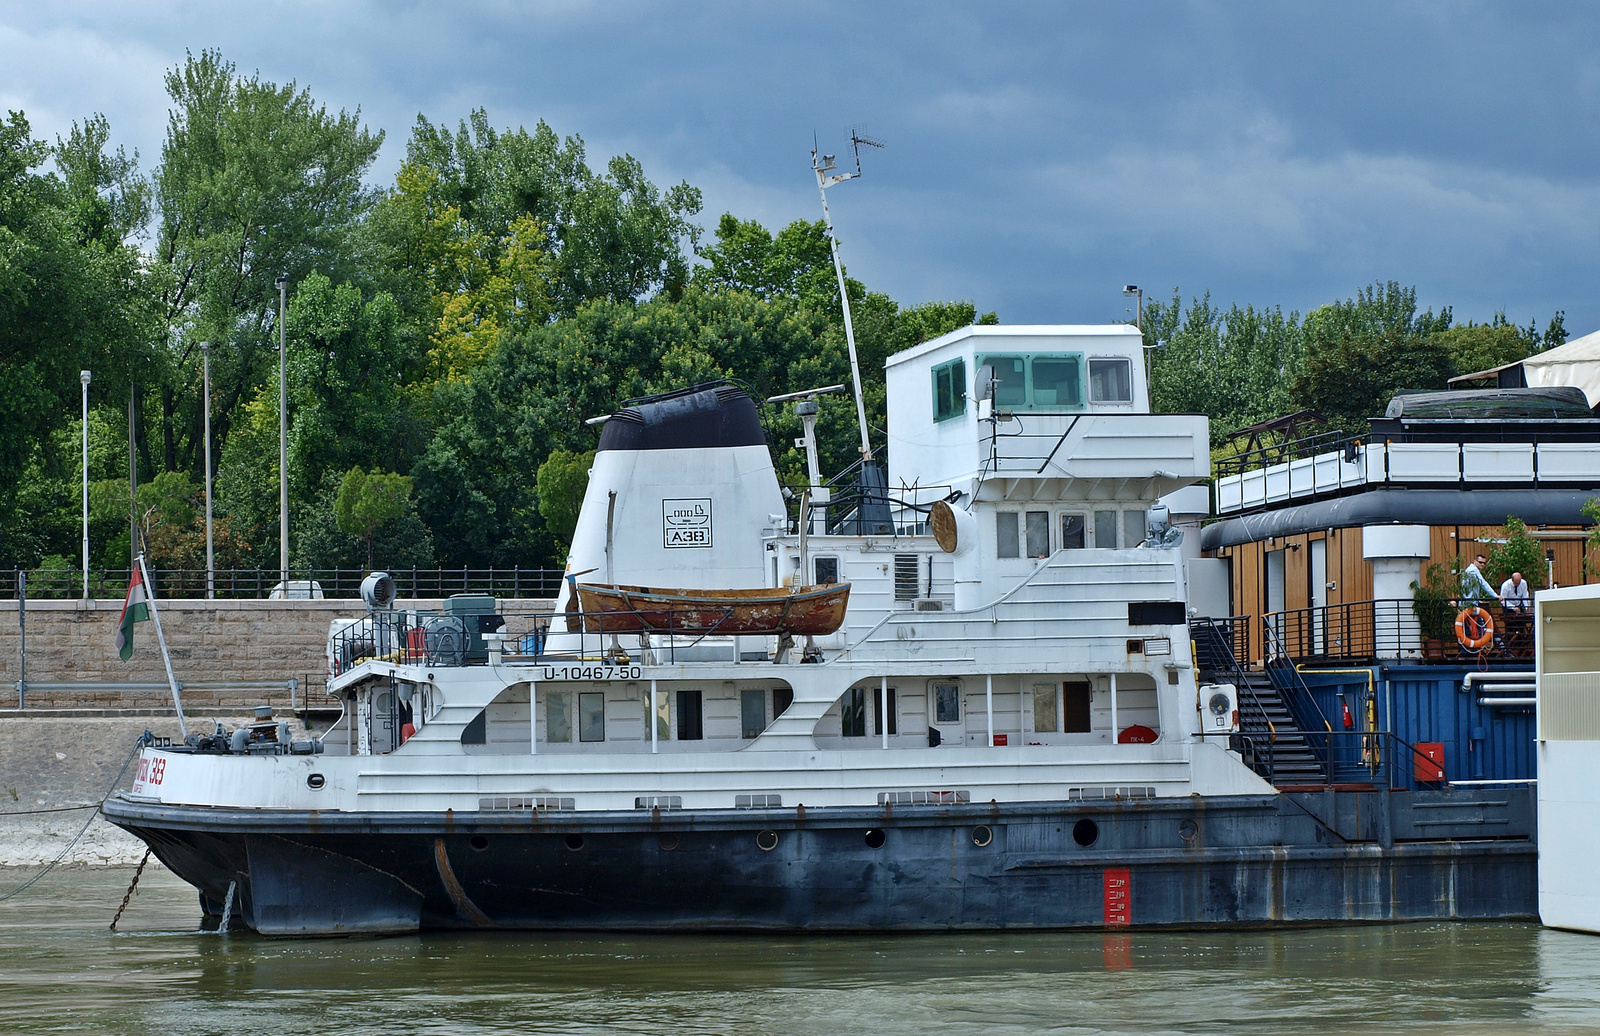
xmin=432 ymin=838 xmax=492 ymax=926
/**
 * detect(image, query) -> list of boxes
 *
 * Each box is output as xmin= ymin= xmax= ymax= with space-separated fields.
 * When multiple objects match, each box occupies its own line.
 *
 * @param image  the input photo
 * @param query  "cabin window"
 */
xmin=1032 ymin=684 xmax=1059 ymax=733
xmin=841 ymin=688 xmax=867 ymax=738
xmin=934 ymin=683 xmax=962 ymax=724
xmin=741 ymin=688 xmax=766 ymax=739
xmin=1089 ymin=358 xmax=1133 ymax=403
xmin=1026 ymin=511 xmax=1050 ymax=558
xmin=648 ymin=691 xmax=670 ymax=742
xmin=1124 ymin=509 xmax=1148 ymax=548
xmin=874 ymin=687 xmax=898 ymax=736
xmin=996 ymin=512 xmax=1020 ymax=558
xmin=677 ymin=690 xmax=704 ymax=740
xmin=894 ymin=554 xmax=920 ymax=600
xmin=1064 ymin=681 xmax=1092 ymax=733
xmin=1094 ymin=510 xmax=1118 ymax=548
xmin=1031 ymin=356 xmax=1082 ymax=407
xmin=1060 ymin=513 xmax=1086 ymax=549
xmin=932 ymin=358 xmax=966 ymax=421
xmin=982 ymin=355 xmax=1028 ymax=406
xmin=773 ymin=687 xmax=794 ymax=717
xmin=545 ymin=691 xmax=572 ymax=743
xmin=578 ymin=692 xmax=606 ymax=742
xmin=977 ymin=352 xmax=1085 ymax=410
xmin=814 ymin=556 xmax=839 ymax=585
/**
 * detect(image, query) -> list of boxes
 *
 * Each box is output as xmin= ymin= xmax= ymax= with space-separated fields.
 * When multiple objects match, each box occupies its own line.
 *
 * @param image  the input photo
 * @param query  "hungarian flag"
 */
xmin=116 ymin=565 xmax=150 ymax=661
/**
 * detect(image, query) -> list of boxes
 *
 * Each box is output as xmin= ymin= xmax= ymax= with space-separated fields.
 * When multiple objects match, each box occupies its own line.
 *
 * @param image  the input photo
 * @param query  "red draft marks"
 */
xmin=1103 ymin=867 xmax=1131 ymax=926
xmin=135 ymin=755 xmax=166 ymax=786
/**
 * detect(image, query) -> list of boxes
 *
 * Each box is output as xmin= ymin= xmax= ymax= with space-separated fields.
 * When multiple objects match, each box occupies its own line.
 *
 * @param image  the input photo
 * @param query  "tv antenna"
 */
xmin=811 ymin=129 xmax=884 ymax=463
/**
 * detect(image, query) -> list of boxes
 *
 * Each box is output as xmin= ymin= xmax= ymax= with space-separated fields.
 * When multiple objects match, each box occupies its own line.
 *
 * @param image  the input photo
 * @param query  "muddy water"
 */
xmin=3 ymin=865 xmax=1600 ymax=1035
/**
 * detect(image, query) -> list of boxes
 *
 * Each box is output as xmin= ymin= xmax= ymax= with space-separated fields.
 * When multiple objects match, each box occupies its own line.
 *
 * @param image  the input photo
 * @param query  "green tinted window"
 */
xmin=975 ymin=352 xmax=1084 ymax=410
xmin=980 ymin=354 xmax=1028 ymax=406
xmin=1031 ymin=356 xmax=1082 ymax=406
xmin=931 ymin=358 xmax=966 ymax=421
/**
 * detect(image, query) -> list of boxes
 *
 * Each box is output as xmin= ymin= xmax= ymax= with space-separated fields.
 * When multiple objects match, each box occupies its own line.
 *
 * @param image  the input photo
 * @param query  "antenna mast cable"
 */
xmin=811 ymin=130 xmax=884 ymax=463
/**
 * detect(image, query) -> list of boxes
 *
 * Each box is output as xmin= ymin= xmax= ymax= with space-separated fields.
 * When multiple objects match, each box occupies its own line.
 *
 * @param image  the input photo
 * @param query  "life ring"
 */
xmin=1455 ymin=607 xmax=1494 ymax=651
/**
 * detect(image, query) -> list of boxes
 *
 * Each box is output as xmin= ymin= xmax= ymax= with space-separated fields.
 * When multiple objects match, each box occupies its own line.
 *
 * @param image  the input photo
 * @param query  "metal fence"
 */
xmin=1265 ymin=598 xmax=1533 ymax=664
xmin=4 ymin=566 xmax=566 ymax=600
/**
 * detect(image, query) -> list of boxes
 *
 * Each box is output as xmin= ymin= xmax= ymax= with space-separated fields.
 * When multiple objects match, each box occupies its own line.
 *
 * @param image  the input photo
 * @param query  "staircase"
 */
xmin=1191 ymin=619 xmax=1328 ymax=787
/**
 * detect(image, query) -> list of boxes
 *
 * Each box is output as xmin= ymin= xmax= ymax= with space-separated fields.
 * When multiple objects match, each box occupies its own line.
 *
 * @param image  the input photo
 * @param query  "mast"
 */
xmin=811 ymin=131 xmax=883 ymax=464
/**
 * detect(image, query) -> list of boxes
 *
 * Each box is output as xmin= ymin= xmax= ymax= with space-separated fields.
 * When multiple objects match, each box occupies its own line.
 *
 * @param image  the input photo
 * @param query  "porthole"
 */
xmin=306 ymin=773 xmax=325 ymax=790
xmin=470 ymin=834 xmax=489 ymax=852
xmin=864 ymin=828 xmax=886 ymax=849
xmin=659 ymin=834 xmax=679 ymax=851
xmin=1073 ymin=818 xmax=1099 ymax=847
xmin=756 ymin=830 xmax=779 ymax=852
xmin=972 ymin=825 xmax=993 ymax=848
xmin=1179 ymin=818 xmax=1199 ymax=843
xmin=564 ymin=834 xmax=585 ymax=851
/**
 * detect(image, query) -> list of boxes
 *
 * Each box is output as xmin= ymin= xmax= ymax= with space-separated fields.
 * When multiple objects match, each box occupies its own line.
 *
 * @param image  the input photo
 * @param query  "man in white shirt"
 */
xmin=1500 ymin=571 xmax=1531 ymax=612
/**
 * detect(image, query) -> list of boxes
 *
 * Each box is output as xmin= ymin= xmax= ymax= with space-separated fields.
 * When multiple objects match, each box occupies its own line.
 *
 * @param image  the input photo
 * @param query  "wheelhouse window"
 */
xmin=976 ymin=352 xmax=1084 ymax=411
xmin=1025 ymin=511 xmax=1050 ymax=558
xmin=996 ymin=512 xmax=1020 ymax=558
xmin=677 ymin=690 xmax=704 ymax=740
xmin=1089 ymin=358 xmax=1133 ymax=403
xmin=1060 ymin=513 xmax=1086 ymax=549
xmin=932 ymin=358 xmax=966 ymax=421
xmin=579 ymin=692 xmax=606 ymax=742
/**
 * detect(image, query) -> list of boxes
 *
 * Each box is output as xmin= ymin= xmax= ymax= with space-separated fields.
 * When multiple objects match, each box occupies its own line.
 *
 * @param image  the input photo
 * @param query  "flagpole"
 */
xmin=137 ymin=553 xmax=188 ymax=737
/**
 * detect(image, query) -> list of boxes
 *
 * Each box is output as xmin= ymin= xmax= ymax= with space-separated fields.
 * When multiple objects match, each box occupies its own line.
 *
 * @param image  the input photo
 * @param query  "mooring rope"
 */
xmin=0 ymin=734 xmax=147 ymax=903
xmin=108 ymin=848 xmax=152 ymax=930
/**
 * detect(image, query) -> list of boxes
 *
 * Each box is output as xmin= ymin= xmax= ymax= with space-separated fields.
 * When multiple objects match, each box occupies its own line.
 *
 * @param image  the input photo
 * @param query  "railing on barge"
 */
xmin=1264 ymin=598 xmax=1534 ymax=665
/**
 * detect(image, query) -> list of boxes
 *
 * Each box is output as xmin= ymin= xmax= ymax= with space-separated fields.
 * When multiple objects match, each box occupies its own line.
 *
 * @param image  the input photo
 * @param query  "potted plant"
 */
xmin=1411 ymin=559 xmax=1460 ymax=657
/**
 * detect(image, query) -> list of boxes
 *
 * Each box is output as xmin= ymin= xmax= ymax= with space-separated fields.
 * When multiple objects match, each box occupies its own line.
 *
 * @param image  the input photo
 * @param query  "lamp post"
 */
xmin=276 ymin=275 xmax=288 ymax=588
xmin=80 ymin=369 xmax=91 ymax=600
xmin=1123 ymin=284 xmax=1143 ymax=331
xmin=201 ymin=341 xmax=214 ymax=599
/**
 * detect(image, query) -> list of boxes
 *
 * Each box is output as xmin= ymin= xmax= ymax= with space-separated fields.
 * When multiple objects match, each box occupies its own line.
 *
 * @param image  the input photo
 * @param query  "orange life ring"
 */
xmin=1455 ymin=606 xmax=1494 ymax=651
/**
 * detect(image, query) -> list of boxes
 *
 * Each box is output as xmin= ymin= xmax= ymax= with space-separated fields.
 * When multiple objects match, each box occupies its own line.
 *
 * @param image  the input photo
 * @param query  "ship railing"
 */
xmin=504 ymin=609 xmax=786 ymax=667
xmin=1203 ymin=728 xmax=1465 ymax=792
xmin=328 ymin=609 xmax=508 ymax=674
xmin=1265 ymin=598 xmax=1534 ymax=665
xmin=1262 ymin=622 xmax=1335 ymax=776
xmin=783 ymin=473 xmax=957 ymax=539
xmin=4 ymin=565 xmax=566 ymax=600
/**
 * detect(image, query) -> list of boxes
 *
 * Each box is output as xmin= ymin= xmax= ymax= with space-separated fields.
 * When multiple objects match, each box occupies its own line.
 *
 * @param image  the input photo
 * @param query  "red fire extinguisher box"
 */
xmin=1414 ymin=742 xmax=1445 ymax=782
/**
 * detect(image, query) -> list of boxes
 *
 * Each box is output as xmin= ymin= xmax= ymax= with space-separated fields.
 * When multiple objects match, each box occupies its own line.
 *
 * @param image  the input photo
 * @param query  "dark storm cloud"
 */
xmin=2 ymin=1 xmax=1596 ymax=332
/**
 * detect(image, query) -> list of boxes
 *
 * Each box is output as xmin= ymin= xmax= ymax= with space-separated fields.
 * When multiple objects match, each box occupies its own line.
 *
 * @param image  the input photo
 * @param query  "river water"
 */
xmin=4 ymin=865 xmax=1600 ymax=1035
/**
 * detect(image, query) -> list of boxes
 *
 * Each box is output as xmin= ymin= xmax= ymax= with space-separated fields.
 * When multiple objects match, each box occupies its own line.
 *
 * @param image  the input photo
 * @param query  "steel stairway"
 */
xmin=1191 ymin=619 xmax=1329 ymax=787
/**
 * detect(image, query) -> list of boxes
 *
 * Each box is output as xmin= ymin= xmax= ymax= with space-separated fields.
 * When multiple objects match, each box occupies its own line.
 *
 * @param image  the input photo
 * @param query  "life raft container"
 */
xmin=1455 ymin=606 xmax=1494 ymax=651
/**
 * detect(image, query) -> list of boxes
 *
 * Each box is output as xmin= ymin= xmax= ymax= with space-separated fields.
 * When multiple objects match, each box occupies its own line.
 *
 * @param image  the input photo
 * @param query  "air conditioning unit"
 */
xmin=914 ymin=598 xmax=945 ymax=612
xmin=1199 ymin=682 xmax=1239 ymax=733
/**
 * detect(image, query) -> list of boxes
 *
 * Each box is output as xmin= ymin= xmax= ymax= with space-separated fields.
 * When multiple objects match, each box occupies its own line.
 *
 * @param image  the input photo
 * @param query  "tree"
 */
xmin=1486 ymin=516 xmax=1545 ymax=591
xmin=334 ymin=467 xmax=415 ymax=569
xmin=536 ymin=449 xmax=594 ymax=555
xmin=152 ymin=49 xmax=383 ymax=490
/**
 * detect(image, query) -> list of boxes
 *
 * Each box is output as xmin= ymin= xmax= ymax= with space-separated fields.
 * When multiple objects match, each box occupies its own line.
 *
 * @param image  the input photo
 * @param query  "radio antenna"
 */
xmin=811 ymin=128 xmax=884 ymax=463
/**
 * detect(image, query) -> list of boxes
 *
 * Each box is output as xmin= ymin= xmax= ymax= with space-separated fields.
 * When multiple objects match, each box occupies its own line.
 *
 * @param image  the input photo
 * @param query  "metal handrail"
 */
xmin=1215 ymin=430 xmax=1362 ymax=479
xmin=1261 ymin=620 xmax=1335 ymax=775
xmin=1266 ymin=597 xmax=1535 ymax=664
xmin=4 ymin=566 xmax=566 ymax=600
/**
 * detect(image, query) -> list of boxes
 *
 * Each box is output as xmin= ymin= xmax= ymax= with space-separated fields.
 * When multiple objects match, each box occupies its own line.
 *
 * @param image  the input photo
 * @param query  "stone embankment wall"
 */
xmin=0 ymin=598 xmax=555 ymax=710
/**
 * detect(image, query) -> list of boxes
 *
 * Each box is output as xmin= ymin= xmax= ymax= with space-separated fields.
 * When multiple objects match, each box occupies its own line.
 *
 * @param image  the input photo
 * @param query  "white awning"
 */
xmin=1520 ymin=329 xmax=1600 ymax=407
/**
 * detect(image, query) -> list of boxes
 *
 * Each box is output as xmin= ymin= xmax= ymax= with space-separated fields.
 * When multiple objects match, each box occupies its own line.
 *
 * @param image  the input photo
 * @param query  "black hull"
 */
xmin=101 ymin=790 xmax=1537 ymax=936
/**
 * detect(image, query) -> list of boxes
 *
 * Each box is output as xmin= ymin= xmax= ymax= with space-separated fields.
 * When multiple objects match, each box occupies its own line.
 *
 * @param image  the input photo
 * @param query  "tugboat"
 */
xmin=102 ymin=324 xmax=1535 ymax=934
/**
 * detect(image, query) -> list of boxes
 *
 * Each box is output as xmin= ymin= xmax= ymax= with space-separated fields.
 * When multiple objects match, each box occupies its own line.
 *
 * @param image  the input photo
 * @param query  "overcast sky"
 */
xmin=4 ymin=1 xmax=1597 ymax=335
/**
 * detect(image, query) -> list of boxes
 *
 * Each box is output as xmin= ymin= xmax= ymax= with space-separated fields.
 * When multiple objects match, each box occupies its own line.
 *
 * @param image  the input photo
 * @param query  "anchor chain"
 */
xmin=109 ymin=848 xmax=152 ymax=930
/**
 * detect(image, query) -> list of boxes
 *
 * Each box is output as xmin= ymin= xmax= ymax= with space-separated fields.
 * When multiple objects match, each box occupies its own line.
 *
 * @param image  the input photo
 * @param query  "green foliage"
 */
xmin=334 ymin=467 xmax=415 ymax=568
xmin=1486 ymin=516 xmax=1545 ymax=590
xmin=296 ymin=469 xmax=433 ymax=572
xmin=536 ymin=449 xmax=595 ymax=554
xmin=1411 ymin=559 xmax=1463 ymax=642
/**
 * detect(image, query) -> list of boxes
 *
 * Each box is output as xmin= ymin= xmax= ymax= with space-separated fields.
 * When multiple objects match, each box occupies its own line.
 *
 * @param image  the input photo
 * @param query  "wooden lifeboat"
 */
xmin=575 ymin=582 xmax=850 ymax=635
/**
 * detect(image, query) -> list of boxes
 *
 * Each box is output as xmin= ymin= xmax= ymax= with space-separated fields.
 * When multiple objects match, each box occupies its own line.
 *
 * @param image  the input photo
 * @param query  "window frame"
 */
xmin=578 ymin=691 xmax=606 ymax=743
xmin=1088 ymin=356 xmax=1134 ymax=404
xmin=740 ymin=687 xmax=767 ymax=739
xmin=974 ymin=351 xmax=1086 ymax=412
xmin=545 ymin=690 xmax=572 ymax=743
xmin=676 ymin=689 xmax=704 ymax=741
xmin=841 ymin=687 xmax=867 ymax=738
xmin=996 ymin=512 xmax=1021 ymax=559
xmin=1025 ymin=511 xmax=1050 ymax=558
xmin=931 ymin=358 xmax=967 ymax=422
xmin=1094 ymin=509 xmax=1119 ymax=549
xmin=1059 ymin=512 xmax=1086 ymax=550
xmin=933 ymin=681 xmax=962 ymax=725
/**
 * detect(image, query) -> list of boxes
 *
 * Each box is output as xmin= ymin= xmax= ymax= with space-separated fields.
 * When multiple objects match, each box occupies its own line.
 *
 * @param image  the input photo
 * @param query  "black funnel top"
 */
xmin=597 ymin=383 xmax=766 ymax=452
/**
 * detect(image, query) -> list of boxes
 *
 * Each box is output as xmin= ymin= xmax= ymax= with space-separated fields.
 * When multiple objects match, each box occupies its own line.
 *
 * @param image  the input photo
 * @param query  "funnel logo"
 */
xmin=663 ymin=499 xmax=713 ymax=548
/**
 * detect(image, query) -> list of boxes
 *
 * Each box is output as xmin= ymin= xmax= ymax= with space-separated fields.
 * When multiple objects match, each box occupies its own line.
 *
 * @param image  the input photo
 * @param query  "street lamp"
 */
xmin=201 ymin=341 xmax=214 ymax=599
xmin=276 ymin=275 xmax=288 ymax=587
xmin=80 ymin=369 xmax=91 ymax=600
xmin=1123 ymin=284 xmax=1143 ymax=331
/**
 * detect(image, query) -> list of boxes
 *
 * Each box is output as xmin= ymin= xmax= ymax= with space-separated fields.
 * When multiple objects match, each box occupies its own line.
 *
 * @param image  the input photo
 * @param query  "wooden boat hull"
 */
xmin=575 ymin=582 xmax=850 ymax=635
